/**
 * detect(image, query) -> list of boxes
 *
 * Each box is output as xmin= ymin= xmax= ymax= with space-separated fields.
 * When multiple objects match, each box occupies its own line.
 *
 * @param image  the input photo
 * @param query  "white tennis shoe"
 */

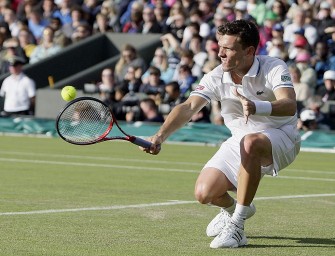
xmin=206 ymin=203 xmax=256 ymax=237
xmin=210 ymin=221 xmax=247 ymax=248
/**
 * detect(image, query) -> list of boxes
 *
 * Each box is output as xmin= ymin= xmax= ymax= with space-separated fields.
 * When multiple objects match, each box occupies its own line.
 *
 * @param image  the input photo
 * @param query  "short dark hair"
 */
xmin=217 ymin=20 xmax=260 ymax=50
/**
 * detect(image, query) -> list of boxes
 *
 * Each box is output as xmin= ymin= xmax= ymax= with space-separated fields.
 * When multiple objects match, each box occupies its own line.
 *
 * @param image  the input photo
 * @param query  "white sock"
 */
xmin=231 ymin=203 xmax=249 ymax=228
xmin=223 ymin=199 xmax=236 ymax=215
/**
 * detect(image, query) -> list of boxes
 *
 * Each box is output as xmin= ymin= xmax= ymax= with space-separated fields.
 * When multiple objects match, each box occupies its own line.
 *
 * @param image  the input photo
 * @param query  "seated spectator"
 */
xmin=2 ymin=7 xmax=20 ymax=37
xmin=176 ymin=64 xmax=197 ymax=98
xmin=82 ymin=0 xmax=102 ymax=26
xmin=310 ymin=41 xmax=333 ymax=88
xmin=302 ymin=95 xmax=331 ymax=130
xmin=71 ymin=22 xmax=92 ymax=43
xmin=126 ymin=97 xmax=164 ymax=123
xmin=97 ymin=67 xmax=116 ymax=105
xmin=190 ymin=106 xmax=211 ymax=123
xmin=29 ymin=26 xmax=62 ymax=64
xmin=27 ymin=8 xmax=49 ymax=43
xmin=141 ymin=5 xmax=161 ymax=34
xmin=0 ymin=37 xmax=28 ymax=74
xmin=17 ymin=27 xmax=37 ymax=59
xmin=62 ymin=6 xmax=87 ymax=39
xmin=122 ymin=9 xmax=143 ymax=33
xmin=295 ymin=51 xmax=317 ymax=93
xmin=0 ymin=56 xmax=36 ymax=117
xmin=289 ymin=64 xmax=311 ymax=113
xmin=172 ymin=49 xmax=202 ymax=81
xmin=53 ymin=0 xmax=73 ymax=26
xmin=41 ymin=0 xmax=57 ymax=23
xmin=141 ymin=47 xmax=175 ymax=84
xmin=139 ymin=66 xmax=165 ymax=97
xmin=316 ymin=70 xmax=335 ymax=102
xmin=49 ymin=17 xmax=71 ymax=47
xmin=114 ymin=44 xmax=147 ymax=83
xmin=159 ymin=81 xmax=186 ymax=116
xmin=298 ymin=109 xmax=318 ymax=131
xmin=119 ymin=65 xmax=142 ymax=94
xmin=139 ymin=97 xmax=164 ymax=123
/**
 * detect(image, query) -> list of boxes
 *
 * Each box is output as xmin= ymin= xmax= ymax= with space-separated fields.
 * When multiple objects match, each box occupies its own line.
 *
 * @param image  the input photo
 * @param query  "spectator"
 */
xmin=176 ymin=64 xmax=197 ymax=98
xmin=270 ymin=0 xmax=289 ymax=25
xmin=189 ymin=34 xmax=207 ymax=70
xmin=302 ymin=95 xmax=331 ymax=130
xmin=0 ymin=37 xmax=28 ymax=74
xmin=289 ymin=64 xmax=311 ymax=113
xmin=160 ymin=80 xmax=186 ymax=116
xmin=234 ymin=1 xmax=256 ymax=22
xmin=122 ymin=8 xmax=142 ymax=33
xmin=141 ymin=47 xmax=175 ymax=84
xmin=119 ymin=64 xmax=142 ymax=94
xmin=119 ymin=0 xmax=144 ymax=29
xmin=153 ymin=2 xmax=168 ymax=32
xmin=139 ymin=97 xmax=164 ymax=122
xmin=82 ymin=0 xmax=101 ymax=26
xmin=313 ymin=1 xmax=335 ymax=41
xmin=62 ymin=6 xmax=86 ymax=39
xmin=17 ymin=27 xmax=37 ymax=59
xmin=297 ymin=109 xmax=318 ymax=131
xmin=49 ymin=17 xmax=71 ymax=47
xmin=71 ymin=22 xmax=92 ymax=43
xmin=53 ymin=0 xmax=73 ymax=25
xmin=190 ymin=106 xmax=211 ymax=123
xmin=0 ymin=56 xmax=36 ymax=116
xmin=165 ymin=11 xmax=187 ymax=43
xmin=139 ymin=66 xmax=165 ymax=97
xmin=172 ymin=49 xmax=202 ymax=81
xmin=99 ymin=0 xmax=121 ymax=32
xmin=2 ymin=7 xmax=20 ymax=37
xmin=96 ymin=67 xmax=116 ymax=105
xmin=27 ymin=8 xmax=49 ymax=43
xmin=141 ymin=5 xmax=161 ymax=34
xmin=29 ymin=26 xmax=62 ymax=63
xmin=310 ymin=40 xmax=333 ymax=88
xmin=295 ymin=50 xmax=318 ymax=93
xmin=41 ymin=0 xmax=57 ymax=23
xmin=283 ymin=7 xmax=318 ymax=47
xmin=316 ymin=70 xmax=335 ymax=102
xmin=114 ymin=43 xmax=147 ymax=83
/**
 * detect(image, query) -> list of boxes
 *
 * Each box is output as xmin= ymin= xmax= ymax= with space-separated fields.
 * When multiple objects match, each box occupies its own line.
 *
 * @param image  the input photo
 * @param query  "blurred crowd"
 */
xmin=0 ymin=0 xmax=335 ymax=130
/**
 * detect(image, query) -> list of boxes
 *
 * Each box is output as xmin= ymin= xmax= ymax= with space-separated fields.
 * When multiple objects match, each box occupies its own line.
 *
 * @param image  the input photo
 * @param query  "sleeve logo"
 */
xmin=281 ymin=75 xmax=291 ymax=82
xmin=195 ymin=85 xmax=205 ymax=90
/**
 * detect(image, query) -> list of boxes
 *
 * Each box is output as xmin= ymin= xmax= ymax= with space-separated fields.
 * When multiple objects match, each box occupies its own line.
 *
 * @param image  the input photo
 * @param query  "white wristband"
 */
xmin=253 ymin=100 xmax=272 ymax=116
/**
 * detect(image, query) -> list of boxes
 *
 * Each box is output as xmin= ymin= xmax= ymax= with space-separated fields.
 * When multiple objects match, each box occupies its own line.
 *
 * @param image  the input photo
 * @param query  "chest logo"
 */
xmin=256 ymin=90 xmax=264 ymax=95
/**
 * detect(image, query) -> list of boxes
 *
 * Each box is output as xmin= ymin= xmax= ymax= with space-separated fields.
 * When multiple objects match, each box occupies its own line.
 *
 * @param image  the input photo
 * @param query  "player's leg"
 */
xmin=195 ymin=137 xmax=256 ymax=238
xmin=210 ymin=133 xmax=272 ymax=248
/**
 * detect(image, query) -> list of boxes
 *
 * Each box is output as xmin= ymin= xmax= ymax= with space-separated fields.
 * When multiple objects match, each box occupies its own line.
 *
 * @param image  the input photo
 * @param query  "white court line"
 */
xmin=0 ymin=157 xmax=335 ymax=182
xmin=0 ymin=194 xmax=334 ymax=216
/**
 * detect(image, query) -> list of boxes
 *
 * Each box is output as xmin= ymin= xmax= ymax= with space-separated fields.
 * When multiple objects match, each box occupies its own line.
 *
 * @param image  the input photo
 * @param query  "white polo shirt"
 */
xmin=0 ymin=73 xmax=36 ymax=112
xmin=190 ymin=55 xmax=298 ymax=137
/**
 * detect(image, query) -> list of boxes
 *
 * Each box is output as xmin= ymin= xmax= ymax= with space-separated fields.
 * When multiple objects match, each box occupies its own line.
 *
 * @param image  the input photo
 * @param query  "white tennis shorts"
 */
xmin=203 ymin=124 xmax=301 ymax=188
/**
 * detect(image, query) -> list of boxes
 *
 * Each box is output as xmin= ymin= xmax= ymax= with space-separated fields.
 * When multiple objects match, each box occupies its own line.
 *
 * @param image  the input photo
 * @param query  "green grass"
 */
xmin=0 ymin=135 xmax=334 ymax=256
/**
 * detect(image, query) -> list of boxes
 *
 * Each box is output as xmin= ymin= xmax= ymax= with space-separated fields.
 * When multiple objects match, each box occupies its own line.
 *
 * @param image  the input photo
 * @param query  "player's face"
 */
xmin=217 ymin=34 xmax=249 ymax=73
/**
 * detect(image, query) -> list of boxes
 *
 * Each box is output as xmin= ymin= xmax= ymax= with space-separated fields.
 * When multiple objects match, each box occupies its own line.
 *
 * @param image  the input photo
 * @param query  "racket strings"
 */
xmin=58 ymin=100 xmax=113 ymax=143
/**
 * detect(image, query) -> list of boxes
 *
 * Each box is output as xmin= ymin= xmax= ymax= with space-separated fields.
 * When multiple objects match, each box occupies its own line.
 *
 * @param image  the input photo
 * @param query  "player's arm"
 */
xmin=234 ymin=86 xmax=297 ymax=123
xmin=145 ymin=95 xmax=208 ymax=154
xmin=271 ymin=87 xmax=297 ymax=116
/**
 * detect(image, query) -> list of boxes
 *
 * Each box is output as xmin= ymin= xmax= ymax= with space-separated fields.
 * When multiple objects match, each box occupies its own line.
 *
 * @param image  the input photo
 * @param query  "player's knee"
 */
xmin=240 ymin=134 xmax=264 ymax=155
xmin=194 ymin=183 xmax=213 ymax=204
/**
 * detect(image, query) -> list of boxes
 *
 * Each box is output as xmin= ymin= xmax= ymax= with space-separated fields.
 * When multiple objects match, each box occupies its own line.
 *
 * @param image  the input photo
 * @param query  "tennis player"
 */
xmin=141 ymin=19 xmax=301 ymax=248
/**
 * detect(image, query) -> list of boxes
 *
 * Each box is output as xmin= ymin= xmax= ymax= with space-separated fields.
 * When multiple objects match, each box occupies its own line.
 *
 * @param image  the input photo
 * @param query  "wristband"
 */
xmin=253 ymin=100 xmax=272 ymax=116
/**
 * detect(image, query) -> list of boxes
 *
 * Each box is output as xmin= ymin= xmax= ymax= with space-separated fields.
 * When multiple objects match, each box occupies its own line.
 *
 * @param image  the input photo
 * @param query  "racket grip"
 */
xmin=132 ymin=136 xmax=152 ymax=148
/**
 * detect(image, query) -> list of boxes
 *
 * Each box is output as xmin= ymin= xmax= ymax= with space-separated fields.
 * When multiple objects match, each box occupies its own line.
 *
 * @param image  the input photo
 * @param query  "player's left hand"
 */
xmin=233 ymin=88 xmax=256 ymax=124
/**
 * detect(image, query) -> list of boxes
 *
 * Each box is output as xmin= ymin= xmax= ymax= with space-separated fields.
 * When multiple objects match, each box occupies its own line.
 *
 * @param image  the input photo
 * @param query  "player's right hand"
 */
xmin=140 ymin=134 xmax=162 ymax=155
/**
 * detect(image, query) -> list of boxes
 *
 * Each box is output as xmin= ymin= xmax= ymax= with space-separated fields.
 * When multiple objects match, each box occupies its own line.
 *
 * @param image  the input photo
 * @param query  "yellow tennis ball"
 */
xmin=61 ymin=86 xmax=77 ymax=101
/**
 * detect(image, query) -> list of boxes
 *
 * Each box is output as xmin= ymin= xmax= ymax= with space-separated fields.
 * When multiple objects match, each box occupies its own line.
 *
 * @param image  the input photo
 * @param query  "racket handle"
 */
xmin=132 ymin=136 xmax=152 ymax=148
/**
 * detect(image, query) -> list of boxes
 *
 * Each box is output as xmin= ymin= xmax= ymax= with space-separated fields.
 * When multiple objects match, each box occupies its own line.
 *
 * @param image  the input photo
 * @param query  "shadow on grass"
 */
xmin=247 ymin=236 xmax=335 ymax=248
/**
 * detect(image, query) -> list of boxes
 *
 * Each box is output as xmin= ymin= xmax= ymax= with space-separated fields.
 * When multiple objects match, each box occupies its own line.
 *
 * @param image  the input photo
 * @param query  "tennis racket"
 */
xmin=56 ymin=96 xmax=152 ymax=148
